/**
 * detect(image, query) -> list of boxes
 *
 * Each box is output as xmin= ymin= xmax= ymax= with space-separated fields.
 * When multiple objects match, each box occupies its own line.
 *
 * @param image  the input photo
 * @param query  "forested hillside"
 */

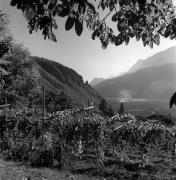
xmin=33 ymin=56 xmax=102 ymax=107
xmin=1 ymin=49 xmax=102 ymax=112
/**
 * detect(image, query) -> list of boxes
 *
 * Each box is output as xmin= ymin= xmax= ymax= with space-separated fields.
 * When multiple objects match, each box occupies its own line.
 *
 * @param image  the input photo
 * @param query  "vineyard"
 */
xmin=1 ymin=107 xmax=176 ymax=179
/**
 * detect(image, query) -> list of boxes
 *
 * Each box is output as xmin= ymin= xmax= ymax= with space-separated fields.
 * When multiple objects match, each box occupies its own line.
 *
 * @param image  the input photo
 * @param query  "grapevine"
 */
xmin=0 ymin=107 xmax=176 ymax=169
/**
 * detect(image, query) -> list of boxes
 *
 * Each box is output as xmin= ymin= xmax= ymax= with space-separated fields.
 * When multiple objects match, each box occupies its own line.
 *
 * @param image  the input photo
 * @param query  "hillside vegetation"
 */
xmin=1 ymin=53 xmax=102 ymax=112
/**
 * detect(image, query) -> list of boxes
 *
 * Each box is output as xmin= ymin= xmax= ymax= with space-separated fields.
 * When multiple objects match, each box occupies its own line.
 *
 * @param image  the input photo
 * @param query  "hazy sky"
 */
xmin=1 ymin=0 xmax=176 ymax=81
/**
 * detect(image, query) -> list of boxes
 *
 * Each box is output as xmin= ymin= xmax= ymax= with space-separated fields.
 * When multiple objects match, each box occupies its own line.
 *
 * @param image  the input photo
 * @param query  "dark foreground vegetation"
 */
xmin=1 ymin=107 xmax=176 ymax=179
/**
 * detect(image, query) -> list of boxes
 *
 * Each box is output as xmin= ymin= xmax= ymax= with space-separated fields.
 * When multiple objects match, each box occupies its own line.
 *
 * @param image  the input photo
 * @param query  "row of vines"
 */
xmin=0 ymin=107 xmax=176 ymax=170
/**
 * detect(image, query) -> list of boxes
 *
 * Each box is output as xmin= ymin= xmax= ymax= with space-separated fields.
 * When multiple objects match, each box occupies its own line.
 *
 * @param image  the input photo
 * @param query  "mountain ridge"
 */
xmin=128 ymin=46 xmax=176 ymax=73
xmin=90 ymin=72 xmax=126 ymax=87
xmin=95 ymin=63 xmax=176 ymax=100
xmin=91 ymin=46 xmax=176 ymax=87
xmin=90 ymin=78 xmax=105 ymax=87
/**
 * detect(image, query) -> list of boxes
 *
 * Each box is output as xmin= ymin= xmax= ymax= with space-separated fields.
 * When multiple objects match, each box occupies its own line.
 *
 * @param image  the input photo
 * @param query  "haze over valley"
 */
xmin=92 ymin=46 xmax=176 ymax=115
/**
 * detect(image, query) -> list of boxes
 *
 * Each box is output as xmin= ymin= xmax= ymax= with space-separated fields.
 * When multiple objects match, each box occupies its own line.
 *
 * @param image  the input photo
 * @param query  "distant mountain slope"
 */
xmin=31 ymin=57 xmax=102 ymax=106
xmin=95 ymin=63 xmax=176 ymax=99
xmin=90 ymin=78 xmax=105 ymax=87
xmin=90 ymin=72 xmax=126 ymax=87
xmin=128 ymin=46 xmax=176 ymax=73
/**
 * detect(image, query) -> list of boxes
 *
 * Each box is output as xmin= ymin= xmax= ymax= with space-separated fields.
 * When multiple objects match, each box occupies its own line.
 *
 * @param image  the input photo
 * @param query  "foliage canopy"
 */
xmin=0 ymin=11 xmax=12 ymax=60
xmin=10 ymin=0 xmax=176 ymax=49
xmin=0 ymin=11 xmax=13 ymax=90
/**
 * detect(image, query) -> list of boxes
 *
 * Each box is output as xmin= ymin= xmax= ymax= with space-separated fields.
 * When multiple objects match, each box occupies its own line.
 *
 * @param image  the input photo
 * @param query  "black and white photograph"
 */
xmin=1 ymin=0 xmax=176 ymax=179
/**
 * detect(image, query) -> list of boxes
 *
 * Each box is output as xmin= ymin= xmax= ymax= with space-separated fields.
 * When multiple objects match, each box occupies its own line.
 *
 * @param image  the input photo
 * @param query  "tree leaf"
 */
xmin=56 ymin=5 xmax=69 ymax=17
xmin=0 ymin=67 xmax=9 ymax=75
xmin=10 ymin=0 xmax=18 ymax=6
xmin=65 ymin=16 xmax=75 ymax=31
xmin=128 ymin=29 xmax=135 ymax=38
xmin=75 ymin=18 xmax=83 ymax=36
xmin=52 ymin=18 xmax=58 ymax=29
xmin=34 ymin=22 xmax=38 ymax=32
xmin=78 ymin=2 xmax=86 ymax=14
xmin=0 ymin=43 xmax=9 ymax=59
xmin=43 ymin=0 xmax=48 ymax=5
xmin=101 ymin=42 xmax=107 ymax=49
xmin=112 ymin=13 xmax=118 ymax=22
xmin=170 ymin=92 xmax=176 ymax=108
xmin=39 ymin=16 xmax=51 ymax=30
xmin=170 ymin=32 xmax=176 ymax=40
xmin=87 ymin=2 xmax=96 ymax=13
xmin=125 ymin=34 xmax=130 ymax=45
xmin=164 ymin=25 xmax=172 ymax=38
xmin=92 ymin=30 xmax=97 ymax=40
xmin=136 ymin=33 xmax=141 ymax=41
xmin=115 ymin=33 xmax=124 ymax=46
xmin=48 ymin=1 xmax=57 ymax=11
xmin=149 ymin=40 xmax=153 ymax=48
xmin=0 ymin=60 xmax=10 ymax=65
xmin=118 ymin=19 xmax=127 ymax=32
xmin=17 ymin=2 xmax=22 ymax=9
xmin=109 ymin=35 xmax=115 ymax=44
xmin=153 ymin=33 xmax=160 ymax=45
xmin=48 ymin=32 xmax=57 ymax=42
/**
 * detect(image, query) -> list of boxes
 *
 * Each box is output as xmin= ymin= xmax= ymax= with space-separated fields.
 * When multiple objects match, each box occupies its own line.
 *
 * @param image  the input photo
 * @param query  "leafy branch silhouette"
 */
xmin=9 ymin=0 xmax=176 ymax=49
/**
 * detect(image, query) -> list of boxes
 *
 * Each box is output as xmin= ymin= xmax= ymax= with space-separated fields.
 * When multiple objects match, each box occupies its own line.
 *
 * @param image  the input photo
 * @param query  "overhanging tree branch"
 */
xmin=8 ymin=0 xmax=176 ymax=49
